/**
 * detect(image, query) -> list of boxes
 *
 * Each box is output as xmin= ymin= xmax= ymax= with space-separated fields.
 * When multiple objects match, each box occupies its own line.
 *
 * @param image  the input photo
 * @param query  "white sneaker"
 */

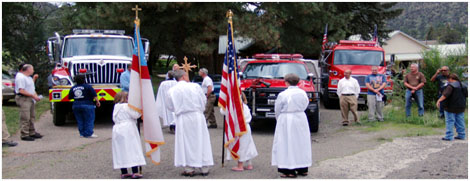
xmin=87 ymin=134 xmax=98 ymax=138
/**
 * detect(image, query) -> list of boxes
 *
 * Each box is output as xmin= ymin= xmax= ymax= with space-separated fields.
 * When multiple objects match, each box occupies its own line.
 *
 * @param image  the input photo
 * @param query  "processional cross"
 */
xmin=180 ymin=56 xmax=197 ymax=74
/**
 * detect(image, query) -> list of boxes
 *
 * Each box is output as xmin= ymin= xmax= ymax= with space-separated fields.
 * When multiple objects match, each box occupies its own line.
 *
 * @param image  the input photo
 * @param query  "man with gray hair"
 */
xmin=404 ymin=63 xmax=426 ymax=117
xmin=199 ymin=68 xmax=217 ymax=128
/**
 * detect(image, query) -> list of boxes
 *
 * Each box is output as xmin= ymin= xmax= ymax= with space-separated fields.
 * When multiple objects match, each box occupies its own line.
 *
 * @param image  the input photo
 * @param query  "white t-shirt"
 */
xmin=15 ymin=72 xmax=36 ymax=95
xmin=201 ymin=76 xmax=214 ymax=94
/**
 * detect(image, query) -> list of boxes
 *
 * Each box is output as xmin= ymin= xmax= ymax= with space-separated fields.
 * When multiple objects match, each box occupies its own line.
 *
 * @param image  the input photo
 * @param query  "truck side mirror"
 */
xmin=144 ymin=41 xmax=150 ymax=61
xmin=238 ymin=72 xmax=244 ymax=79
xmin=308 ymin=73 xmax=316 ymax=82
xmin=47 ymin=40 xmax=54 ymax=63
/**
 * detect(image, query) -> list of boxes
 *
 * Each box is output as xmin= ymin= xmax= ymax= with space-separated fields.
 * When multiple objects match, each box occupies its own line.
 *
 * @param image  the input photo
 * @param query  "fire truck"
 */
xmin=46 ymin=29 xmax=149 ymax=126
xmin=320 ymin=40 xmax=394 ymax=109
xmin=238 ymin=54 xmax=321 ymax=132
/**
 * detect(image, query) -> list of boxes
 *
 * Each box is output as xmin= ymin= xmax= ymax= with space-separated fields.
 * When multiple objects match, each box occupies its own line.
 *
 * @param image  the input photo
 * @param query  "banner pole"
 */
xmin=221 ymin=116 xmax=226 ymax=168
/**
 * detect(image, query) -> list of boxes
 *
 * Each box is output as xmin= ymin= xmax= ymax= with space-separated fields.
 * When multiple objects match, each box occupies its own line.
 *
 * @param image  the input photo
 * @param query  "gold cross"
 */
xmin=180 ymin=56 xmax=197 ymax=73
xmin=132 ymin=5 xmax=142 ymax=20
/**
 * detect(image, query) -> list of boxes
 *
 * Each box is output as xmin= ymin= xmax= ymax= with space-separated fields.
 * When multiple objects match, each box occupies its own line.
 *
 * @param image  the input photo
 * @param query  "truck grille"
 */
xmin=352 ymin=75 xmax=366 ymax=87
xmin=71 ymin=62 xmax=129 ymax=84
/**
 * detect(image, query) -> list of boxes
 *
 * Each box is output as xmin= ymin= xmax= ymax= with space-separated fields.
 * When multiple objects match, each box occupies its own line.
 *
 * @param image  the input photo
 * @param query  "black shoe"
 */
xmin=208 ymin=125 xmax=217 ymax=129
xmin=441 ymin=137 xmax=452 ymax=141
xmin=454 ymin=137 xmax=465 ymax=140
xmin=2 ymin=141 xmax=18 ymax=147
xmin=169 ymin=125 xmax=175 ymax=133
xmin=200 ymin=172 xmax=209 ymax=176
xmin=21 ymin=136 xmax=35 ymax=141
xmin=30 ymin=133 xmax=43 ymax=139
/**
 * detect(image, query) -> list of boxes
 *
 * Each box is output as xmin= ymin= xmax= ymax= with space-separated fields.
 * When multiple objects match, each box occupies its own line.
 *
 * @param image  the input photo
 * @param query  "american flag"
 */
xmin=321 ymin=24 xmax=328 ymax=51
xmin=128 ymin=19 xmax=165 ymax=165
xmin=218 ymin=17 xmax=247 ymax=160
xmin=373 ymin=24 xmax=379 ymax=46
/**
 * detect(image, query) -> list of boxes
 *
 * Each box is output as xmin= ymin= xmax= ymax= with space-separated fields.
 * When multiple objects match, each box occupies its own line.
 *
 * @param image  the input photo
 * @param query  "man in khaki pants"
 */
xmin=14 ymin=64 xmax=43 ymax=141
xmin=199 ymin=68 xmax=217 ymax=128
xmin=336 ymin=70 xmax=361 ymax=126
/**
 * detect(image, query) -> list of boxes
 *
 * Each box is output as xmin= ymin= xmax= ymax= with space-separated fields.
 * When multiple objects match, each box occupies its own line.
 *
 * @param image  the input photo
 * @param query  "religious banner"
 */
xmin=128 ymin=5 xmax=165 ymax=165
xmin=218 ymin=10 xmax=248 ymax=161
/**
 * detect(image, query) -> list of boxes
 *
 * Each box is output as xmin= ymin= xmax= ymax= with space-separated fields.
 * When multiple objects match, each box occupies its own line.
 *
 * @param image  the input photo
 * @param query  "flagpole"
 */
xmin=133 ymin=5 xmax=144 ymax=174
xmin=221 ymin=115 xmax=226 ymax=167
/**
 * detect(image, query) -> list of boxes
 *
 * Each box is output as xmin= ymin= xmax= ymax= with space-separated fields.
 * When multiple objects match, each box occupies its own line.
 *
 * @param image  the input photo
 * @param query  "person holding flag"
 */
xmin=167 ymin=70 xmax=214 ymax=177
xmin=127 ymin=5 xmax=165 ymax=170
xmin=218 ymin=9 xmax=250 ymax=169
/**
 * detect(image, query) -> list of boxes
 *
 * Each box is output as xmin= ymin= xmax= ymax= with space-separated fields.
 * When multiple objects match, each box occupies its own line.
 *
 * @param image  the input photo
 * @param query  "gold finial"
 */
xmin=226 ymin=9 xmax=233 ymax=19
xmin=132 ymin=5 xmax=142 ymax=20
xmin=180 ymin=56 xmax=197 ymax=73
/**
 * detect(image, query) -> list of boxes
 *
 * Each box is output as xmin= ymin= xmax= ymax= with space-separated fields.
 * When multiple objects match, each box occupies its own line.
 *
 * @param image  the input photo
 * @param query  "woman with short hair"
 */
xmin=68 ymin=74 xmax=100 ymax=138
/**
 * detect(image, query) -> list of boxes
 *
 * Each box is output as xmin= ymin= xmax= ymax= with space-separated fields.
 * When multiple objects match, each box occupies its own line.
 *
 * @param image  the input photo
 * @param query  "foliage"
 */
xmin=387 ymin=2 xmax=467 ymax=43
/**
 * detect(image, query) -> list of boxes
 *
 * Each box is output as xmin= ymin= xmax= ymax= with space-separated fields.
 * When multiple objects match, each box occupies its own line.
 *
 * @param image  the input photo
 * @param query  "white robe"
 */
xmin=112 ymin=103 xmax=146 ymax=169
xmin=167 ymin=81 xmax=214 ymax=168
xmin=221 ymin=104 xmax=258 ymax=162
xmin=155 ymin=80 xmax=178 ymax=126
xmin=271 ymin=86 xmax=312 ymax=169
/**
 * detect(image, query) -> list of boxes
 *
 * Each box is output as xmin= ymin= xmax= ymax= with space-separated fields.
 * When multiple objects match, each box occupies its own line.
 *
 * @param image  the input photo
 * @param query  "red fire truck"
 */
xmin=320 ymin=40 xmax=394 ymax=108
xmin=238 ymin=54 xmax=321 ymax=132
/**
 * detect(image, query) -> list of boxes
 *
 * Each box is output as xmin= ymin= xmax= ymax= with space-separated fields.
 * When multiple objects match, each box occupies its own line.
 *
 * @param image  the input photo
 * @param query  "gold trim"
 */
xmin=128 ymin=104 xmax=143 ymax=114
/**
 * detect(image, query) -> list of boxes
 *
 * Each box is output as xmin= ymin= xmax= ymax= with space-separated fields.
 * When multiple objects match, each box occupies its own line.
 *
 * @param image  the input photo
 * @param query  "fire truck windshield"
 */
xmin=243 ymin=63 xmax=308 ymax=80
xmin=63 ymin=37 xmax=133 ymax=58
xmin=333 ymin=50 xmax=384 ymax=66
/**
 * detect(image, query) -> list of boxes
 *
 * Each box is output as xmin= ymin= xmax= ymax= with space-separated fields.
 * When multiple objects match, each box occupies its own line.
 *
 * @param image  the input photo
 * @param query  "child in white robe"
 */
xmin=112 ymin=91 xmax=146 ymax=179
xmin=221 ymin=93 xmax=258 ymax=171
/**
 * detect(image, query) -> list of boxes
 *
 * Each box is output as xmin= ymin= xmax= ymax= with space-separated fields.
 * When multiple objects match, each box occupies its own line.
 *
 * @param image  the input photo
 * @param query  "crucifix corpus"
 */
xmin=180 ymin=56 xmax=197 ymax=73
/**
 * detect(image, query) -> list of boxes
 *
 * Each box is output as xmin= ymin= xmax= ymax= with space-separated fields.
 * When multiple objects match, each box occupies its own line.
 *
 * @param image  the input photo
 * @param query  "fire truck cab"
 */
xmin=46 ymin=29 xmax=149 ymax=126
xmin=320 ymin=40 xmax=393 ymax=108
xmin=238 ymin=54 xmax=321 ymax=132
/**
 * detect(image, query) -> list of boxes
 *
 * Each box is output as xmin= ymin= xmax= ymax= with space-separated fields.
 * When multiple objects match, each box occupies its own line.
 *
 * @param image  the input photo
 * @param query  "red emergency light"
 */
xmin=79 ymin=69 xmax=87 ymax=73
xmin=116 ymin=68 xmax=124 ymax=73
xmin=253 ymin=54 xmax=303 ymax=60
xmin=339 ymin=40 xmax=377 ymax=47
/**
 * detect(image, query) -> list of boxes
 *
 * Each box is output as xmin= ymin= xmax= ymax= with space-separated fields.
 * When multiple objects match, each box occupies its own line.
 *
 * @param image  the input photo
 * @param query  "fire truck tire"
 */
xmin=322 ymin=93 xmax=337 ymax=109
xmin=53 ymin=103 xmax=66 ymax=126
xmin=308 ymin=109 xmax=319 ymax=133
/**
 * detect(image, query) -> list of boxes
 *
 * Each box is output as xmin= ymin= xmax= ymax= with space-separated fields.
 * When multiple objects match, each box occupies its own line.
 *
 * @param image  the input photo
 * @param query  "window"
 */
xmin=334 ymin=50 xmax=384 ymax=66
xmin=243 ymin=63 xmax=308 ymax=80
xmin=63 ymin=37 xmax=133 ymax=58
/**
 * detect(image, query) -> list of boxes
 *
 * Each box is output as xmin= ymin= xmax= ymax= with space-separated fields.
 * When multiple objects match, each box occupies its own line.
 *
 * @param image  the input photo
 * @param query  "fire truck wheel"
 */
xmin=52 ymin=103 xmax=66 ymax=126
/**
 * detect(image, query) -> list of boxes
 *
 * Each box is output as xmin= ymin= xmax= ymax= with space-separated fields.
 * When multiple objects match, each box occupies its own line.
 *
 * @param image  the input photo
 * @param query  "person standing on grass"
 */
xmin=2 ymin=109 xmax=18 ymax=147
xmin=404 ymin=63 xmax=426 ymax=117
xmin=112 ymin=91 xmax=145 ymax=179
xmin=436 ymin=73 xmax=467 ymax=141
xmin=366 ymin=66 xmax=387 ymax=122
xmin=68 ymin=74 xmax=100 ymax=138
xmin=431 ymin=66 xmax=450 ymax=119
xmin=337 ymin=69 xmax=361 ymax=126
xmin=272 ymin=73 xmax=311 ymax=178
xmin=221 ymin=93 xmax=258 ymax=172
xmin=14 ymin=64 xmax=42 ymax=141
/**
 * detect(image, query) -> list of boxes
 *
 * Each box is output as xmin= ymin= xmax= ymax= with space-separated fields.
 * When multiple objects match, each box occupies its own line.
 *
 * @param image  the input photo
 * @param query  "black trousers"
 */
xmin=121 ymin=167 xmax=139 ymax=174
xmin=278 ymin=167 xmax=308 ymax=175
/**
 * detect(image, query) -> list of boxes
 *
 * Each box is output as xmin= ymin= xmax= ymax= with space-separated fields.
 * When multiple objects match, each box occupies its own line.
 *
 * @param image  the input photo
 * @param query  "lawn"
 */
xmin=3 ymin=99 xmax=51 ymax=135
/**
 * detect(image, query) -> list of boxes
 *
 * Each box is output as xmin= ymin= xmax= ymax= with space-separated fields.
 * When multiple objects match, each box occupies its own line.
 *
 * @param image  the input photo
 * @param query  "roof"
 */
xmin=385 ymin=53 xmax=423 ymax=61
xmin=429 ymin=44 xmax=467 ymax=57
xmin=387 ymin=30 xmax=430 ymax=49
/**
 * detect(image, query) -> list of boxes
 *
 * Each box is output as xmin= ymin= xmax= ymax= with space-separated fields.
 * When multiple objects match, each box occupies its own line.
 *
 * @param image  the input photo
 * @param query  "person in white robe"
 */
xmin=112 ymin=91 xmax=146 ymax=179
xmin=271 ymin=73 xmax=312 ymax=178
xmin=167 ymin=70 xmax=214 ymax=177
xmin=155 ymin=71 xmax=178 ymax=133
xmin=221 ymin=93 xmax=258 ymax=171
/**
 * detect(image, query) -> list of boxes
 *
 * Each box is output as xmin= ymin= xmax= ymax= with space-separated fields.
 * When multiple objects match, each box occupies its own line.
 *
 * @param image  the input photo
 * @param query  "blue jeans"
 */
xmin=405 ymin=89 xmax=424 ymax=117
xmin=444 ymin=111 xmax=466 ymax=140
xmin=72 ymin=104 xmax=95 ymax=137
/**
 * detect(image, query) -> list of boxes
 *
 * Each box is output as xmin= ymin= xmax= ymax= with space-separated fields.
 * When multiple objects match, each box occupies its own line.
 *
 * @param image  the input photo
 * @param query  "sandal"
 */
xmin=280 ymin=174 xmax=297 ymax=178
xmin=121 ymin=173 xmax=132 ymax=179
xmin=244 ymin=165 xmax=253 ymax=170
xmin=181 ymin=171 xmax=196 ymax=177
xmin=131 ymin=173 xmax=143 ymax=179
xmin=231 ymin=167 xmax=244 ymax=171
xmin=298 ymin=172 xmax=308 ymax=176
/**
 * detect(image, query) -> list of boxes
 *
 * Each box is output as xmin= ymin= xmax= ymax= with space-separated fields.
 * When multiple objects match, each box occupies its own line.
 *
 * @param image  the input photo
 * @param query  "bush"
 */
xmin=420 ymin=48 xmax=466 ymax=110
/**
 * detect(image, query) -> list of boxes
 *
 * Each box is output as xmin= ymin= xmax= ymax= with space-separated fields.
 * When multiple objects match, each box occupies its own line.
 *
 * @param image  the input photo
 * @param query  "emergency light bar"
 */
xmin=339 ymin=40 xmax=376 ymax=47
xmin=72 ymin=29 xmax=125 ymax=35
xmin=253 ymin=54 xmax=303 ymax=60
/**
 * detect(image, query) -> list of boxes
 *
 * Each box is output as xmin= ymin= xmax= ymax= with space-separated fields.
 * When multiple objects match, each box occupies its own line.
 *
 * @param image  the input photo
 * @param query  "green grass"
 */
xmin=3 ymin=99 xmax=51 ymax=135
